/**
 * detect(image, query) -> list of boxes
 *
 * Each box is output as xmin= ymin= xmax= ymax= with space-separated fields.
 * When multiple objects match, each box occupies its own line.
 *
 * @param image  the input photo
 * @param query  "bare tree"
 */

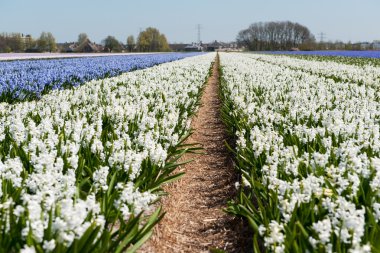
xmin=78 ymin=33 xmax=89 ymax=45
xmin=126 ymin=35 xmax=135 ymax=52
xmin=37 ymin=32 xmax=57 ymax=52
xmin=237 ymin=21 xmax=315 ymax=51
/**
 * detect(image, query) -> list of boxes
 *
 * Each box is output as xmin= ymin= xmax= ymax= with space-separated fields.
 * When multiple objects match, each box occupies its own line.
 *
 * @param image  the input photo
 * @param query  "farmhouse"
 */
xmin=75 ymin=39 xmax=103 ymax=52
xmin=59 ymin=39 xmax=104 ymax=53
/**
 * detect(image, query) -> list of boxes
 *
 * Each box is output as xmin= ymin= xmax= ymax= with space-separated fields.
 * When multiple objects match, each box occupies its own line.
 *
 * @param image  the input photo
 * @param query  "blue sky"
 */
xmin=0 ymin=0 xmax=379 ymax=44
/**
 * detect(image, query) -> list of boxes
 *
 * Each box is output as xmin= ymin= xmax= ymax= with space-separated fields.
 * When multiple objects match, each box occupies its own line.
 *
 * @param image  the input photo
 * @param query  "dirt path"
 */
xmin=141 ymin=55 xmax=251 ymax=253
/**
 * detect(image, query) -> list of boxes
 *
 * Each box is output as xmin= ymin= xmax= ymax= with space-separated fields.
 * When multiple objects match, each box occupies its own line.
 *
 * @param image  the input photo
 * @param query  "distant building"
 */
xmin=20 ymin=34 xmax=32 ymax=44
xmin=75 ymin=39 xmax=103 ymax=52
xmin=169 ymin=43 xmax=188 ymax=51
xmin=206 ymin=40 xmax=224 ymax=51
xmin=359 ymin=42 xmax=371 ymax=50
xmin=58 ymin=39 xmax=103 ymax=53
xmin=184 ymin=43 xmax=203 ymax=52
xmin=58 ymin=42 xmax=78 ymax=52
xmin=205 ymin=41 xmax=242 ymax=52
xmin=169 ymin=42 xmax=203 ymax=52
xmin=374 ymin=40 xmax=380 ymax=50
xmin=169 ymin=41 xmax=243 ymax=52
xmin=21 ymin=34 xmax=35 ymax=51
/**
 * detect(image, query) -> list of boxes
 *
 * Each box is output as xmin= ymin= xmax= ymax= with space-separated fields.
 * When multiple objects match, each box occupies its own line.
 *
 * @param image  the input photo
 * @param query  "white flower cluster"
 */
xmin=260 ymin=221 xmax=286 ymax=253
xmin=0 ymin=53 xmax=215 ymax=250
xmin=220 ymin=52 xmax=380 ymax=251
xmin=114 ymin=182 xmax=157 ymax=220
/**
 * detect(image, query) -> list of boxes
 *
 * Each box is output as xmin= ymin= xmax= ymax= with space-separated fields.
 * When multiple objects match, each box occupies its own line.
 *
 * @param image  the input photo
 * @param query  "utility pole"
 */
xmin=318 ymin=32 xmax=326 ymax=42
xmin=197 ymin=24 xmax=202 ymax=44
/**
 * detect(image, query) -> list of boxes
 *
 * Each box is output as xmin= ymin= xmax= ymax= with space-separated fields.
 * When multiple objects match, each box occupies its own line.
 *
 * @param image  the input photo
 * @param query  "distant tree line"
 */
xmin=314 ymin=41 xmax=374 ymax=51
xmin=0 ymin=27 xmax=171 ymax=53
xmin=104 ymin=27 xmax=170 ymax=52
xmin=237 ymin=21 xmax=315 ymax=51
xmin=0 ymin=33 xmax=25 ymax=52
xmin=0 ymin=32 xmax=56 ymax=53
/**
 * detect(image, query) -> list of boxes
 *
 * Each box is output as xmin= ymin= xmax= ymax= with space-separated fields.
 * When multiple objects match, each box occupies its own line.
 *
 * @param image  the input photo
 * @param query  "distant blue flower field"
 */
xmin=0 ymin=52 xmax=202 ymax=102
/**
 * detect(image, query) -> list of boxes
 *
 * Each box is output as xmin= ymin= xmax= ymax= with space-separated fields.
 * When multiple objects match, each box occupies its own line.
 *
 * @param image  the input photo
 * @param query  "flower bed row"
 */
xmin=273 ymin=54 xmax=380 ymax=67
xmin=267 ymin=50 xmax=380 ymax=59
xmin=0 ymin=53 xmax=215 ymax=252
xmin=249 ymin=53 xmax=380 ymax=87
xmin=219 ymin=53 xmax=380 ymax=252
xmin=0 ymin=52 xmax=203 ymax=103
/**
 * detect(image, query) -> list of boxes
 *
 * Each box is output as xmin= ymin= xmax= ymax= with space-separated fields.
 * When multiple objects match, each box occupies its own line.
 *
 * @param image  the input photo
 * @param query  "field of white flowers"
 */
xmin=220 ymin=52 xmax=380 ymax=252
xmin=0 ymin=53 xmax=215 ymax=252
xmin=3 ymin=50 xmax=380 ymax=252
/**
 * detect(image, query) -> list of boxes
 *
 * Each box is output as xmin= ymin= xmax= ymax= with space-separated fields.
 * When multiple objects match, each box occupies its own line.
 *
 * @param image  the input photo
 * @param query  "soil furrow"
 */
xmin=141 ymin=55 xmax=251 ymax=253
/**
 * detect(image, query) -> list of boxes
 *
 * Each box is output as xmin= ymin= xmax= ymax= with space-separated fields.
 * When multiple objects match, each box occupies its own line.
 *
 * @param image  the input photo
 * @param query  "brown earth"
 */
xmin=140 ymin=55 xmax=251 ymax=253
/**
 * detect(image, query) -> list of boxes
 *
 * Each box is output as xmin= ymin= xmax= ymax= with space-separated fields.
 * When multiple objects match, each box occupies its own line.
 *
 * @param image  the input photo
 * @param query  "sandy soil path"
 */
xmin=140 ymin=55 xmax=251 ymax=253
